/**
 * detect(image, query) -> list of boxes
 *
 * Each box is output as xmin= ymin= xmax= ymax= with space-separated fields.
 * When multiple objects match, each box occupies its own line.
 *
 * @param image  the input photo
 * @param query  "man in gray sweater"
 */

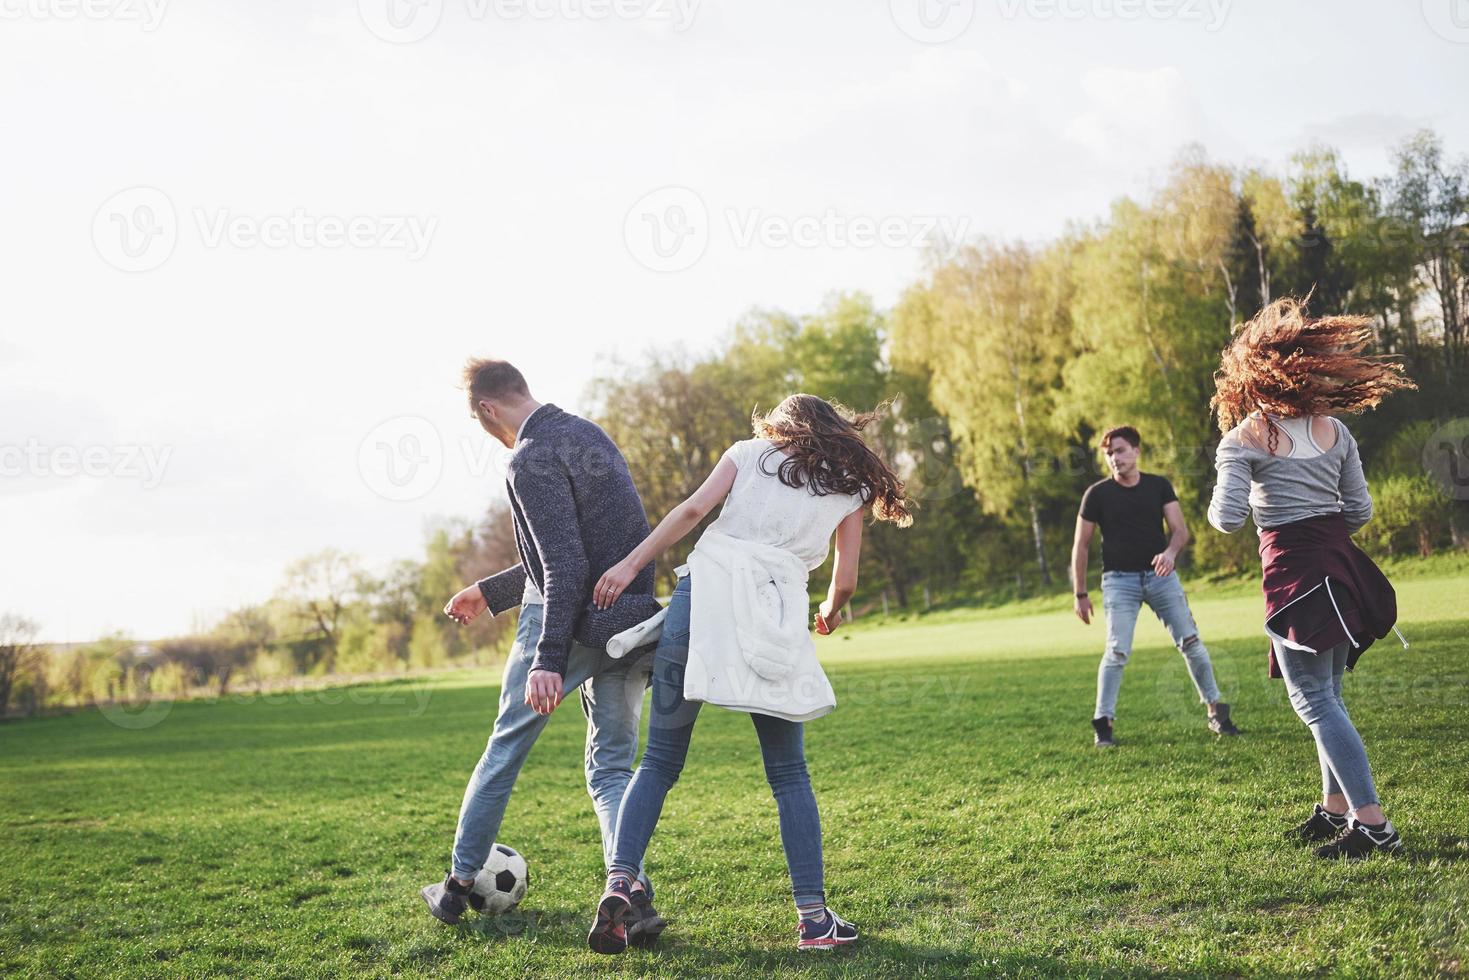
xmin=421 ymin=358 xmax=666 ymax=944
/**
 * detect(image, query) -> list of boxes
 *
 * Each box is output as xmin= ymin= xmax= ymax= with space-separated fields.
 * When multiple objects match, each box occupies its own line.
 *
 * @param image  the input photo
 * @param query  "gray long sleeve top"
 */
xmin=1208 ymin=415 xmax=1374 ymax=535
xmin=474 ymin=404 xmax=662 ymax=675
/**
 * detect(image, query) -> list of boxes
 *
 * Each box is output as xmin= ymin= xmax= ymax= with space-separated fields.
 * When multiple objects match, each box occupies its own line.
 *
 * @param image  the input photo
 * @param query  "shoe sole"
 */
xmin=798 ymin=937 xmax=857 ymax=951
xmin=588 ymin=895 xmax=631 ymax=955
xmin=628 ymin=912 xmax=667 ymax=947
xmin=419 ymin=886 xmax=462 ymax=926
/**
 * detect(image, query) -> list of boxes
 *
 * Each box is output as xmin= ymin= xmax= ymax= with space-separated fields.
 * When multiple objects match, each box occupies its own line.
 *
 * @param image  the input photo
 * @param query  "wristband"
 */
xmin=1075 ymin=592 xmax=1089 ymax=599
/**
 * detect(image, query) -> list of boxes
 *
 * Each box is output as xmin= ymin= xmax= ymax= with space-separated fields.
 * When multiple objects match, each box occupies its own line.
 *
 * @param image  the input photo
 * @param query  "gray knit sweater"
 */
xmin=475 ymin=404 xmax=662 ymax=675
xmin=1208 ymin=415 xmax=1374 ymax=534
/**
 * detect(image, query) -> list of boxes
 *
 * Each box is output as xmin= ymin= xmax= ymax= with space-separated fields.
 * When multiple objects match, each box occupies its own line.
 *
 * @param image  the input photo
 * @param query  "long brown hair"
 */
xmin=750 ymin=394 xmax=913 ymax=527
xmin=1210 ymin=297 xmax=1415 ymax=452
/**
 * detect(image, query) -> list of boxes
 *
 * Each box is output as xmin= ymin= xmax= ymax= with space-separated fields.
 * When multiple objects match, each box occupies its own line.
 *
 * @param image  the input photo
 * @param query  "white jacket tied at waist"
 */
xmin=681 ymin=528 xmax=836 ymax=723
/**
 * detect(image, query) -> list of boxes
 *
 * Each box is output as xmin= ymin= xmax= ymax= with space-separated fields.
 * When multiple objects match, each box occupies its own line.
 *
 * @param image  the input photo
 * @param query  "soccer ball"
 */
xmin=470 ymin=843 xmax=528 ymax=914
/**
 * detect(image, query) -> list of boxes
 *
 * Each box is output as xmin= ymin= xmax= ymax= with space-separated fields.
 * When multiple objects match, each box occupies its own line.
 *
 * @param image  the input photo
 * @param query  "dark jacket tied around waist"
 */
xmin=1258 ymin=512 xmax=1401 ymax=679
xmin=474 ymin=404 xmax=662 ymax=676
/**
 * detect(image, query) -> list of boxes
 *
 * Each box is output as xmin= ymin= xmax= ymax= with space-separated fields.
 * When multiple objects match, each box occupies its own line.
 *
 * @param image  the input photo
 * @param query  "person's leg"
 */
xmin=1275 ymin=639 xmax=1383 ymax=821
xmin=1095 ymin=572 xmax=1141 ymax=721
xmin=750 ymin=712 xmax=825 ymax=912
xmin=580 ymin=643 xmax=655 ymax=877
xmin=608 ymin=578 xmax=698 ymax=881
xmin=1146 ymin=572 xmax=1223 ymax=708
xmin=449 ymin=605 xmax=607 ymax=881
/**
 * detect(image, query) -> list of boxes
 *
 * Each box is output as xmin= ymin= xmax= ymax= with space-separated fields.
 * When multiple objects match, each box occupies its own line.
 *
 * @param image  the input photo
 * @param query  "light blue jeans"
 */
xmin=450 ymin=603 xmax=654 ymax=882
xmin=1275 ymin=638 xmax=1379 ymax=809
xmin=610 ymin=576 xmax=826 ymax=909
xmin=1096 ymin=569 xmax=1221 ymax=720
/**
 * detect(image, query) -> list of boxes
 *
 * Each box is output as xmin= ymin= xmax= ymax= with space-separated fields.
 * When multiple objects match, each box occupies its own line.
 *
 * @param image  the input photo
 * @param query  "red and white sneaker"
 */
xmin=587 ymin=883 xmax=633 ymax=955
xmin=797 ymin=909 xmax=858 ymax=951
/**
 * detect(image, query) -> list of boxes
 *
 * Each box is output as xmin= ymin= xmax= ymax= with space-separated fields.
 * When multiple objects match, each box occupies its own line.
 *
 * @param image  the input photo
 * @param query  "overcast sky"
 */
xmin=3 ymin=0 xmax=1466 ymax=643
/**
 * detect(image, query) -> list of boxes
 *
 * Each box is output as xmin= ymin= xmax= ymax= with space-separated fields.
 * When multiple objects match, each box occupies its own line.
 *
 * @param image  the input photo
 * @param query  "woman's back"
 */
xmin=1208 ymin=413 xmax=1373 ymax=533
xmin=704 ymin=438 xmax=865 ymax=570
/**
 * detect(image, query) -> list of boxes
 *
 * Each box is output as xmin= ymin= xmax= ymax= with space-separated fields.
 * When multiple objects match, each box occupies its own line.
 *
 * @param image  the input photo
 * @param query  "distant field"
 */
xmin=2 ymin=571 xmax=1466 ymax=977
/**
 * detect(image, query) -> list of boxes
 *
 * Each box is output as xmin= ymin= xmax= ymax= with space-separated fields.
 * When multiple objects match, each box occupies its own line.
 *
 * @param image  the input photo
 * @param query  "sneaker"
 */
xmin=1092 ymin=716 xmax=1116 ymax=748
xmin=1287 ymin=803 xmax=1348 ymax=843
xmin=627 ymin=886 xmax=667 ymax=947
xmin=1313 ymin=818 xmax=1403 ymax=860
xmin=1208 ymin=703 xmax=1241 ymax=736
xmin=797 ymin=909 xmax=859 ymax=951
xmin=587 ymin=883 xmax=634 ymax=955
xmin=420 ymin=873 xmax=473 ymax=925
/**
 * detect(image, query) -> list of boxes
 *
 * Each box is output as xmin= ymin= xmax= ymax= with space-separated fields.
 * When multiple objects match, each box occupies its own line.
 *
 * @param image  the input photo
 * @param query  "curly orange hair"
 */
xmin=1210 ymin=297 xmax=1415 ymax=442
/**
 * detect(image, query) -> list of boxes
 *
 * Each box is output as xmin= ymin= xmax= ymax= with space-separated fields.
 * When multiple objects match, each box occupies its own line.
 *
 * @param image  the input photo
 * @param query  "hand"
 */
xmin=815 ymin=601 xmax=841 ymax=635
xmin=444 ymin=584 xmax=488 ymax=626
xmin=524 ymin=669 xmax=564 ymax=716
xmin=1074 ymin=595 xmax=1093 ymax=625
xmin=592 ymin=559 xmax=637 ymax=610
xmin=1151 ymin=551 xmax=1176 ymax=577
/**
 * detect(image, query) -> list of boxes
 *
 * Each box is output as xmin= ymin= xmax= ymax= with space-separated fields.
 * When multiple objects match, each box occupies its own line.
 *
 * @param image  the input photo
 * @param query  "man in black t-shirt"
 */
xmin=1070 ymin=425 xmax=1240 ymax=746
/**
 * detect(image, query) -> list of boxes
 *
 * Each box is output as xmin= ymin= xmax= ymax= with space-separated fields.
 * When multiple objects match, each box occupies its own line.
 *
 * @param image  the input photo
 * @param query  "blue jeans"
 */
xmin=610 ymin=576 xmax=826 ymax=909
xmin=1096 ymin=569 xmax=1221 ymax=720
xmin=1275 ymin=638 xmax=1379 ymax=809
xmin=450 ymin=603 xmax=654 ymax=882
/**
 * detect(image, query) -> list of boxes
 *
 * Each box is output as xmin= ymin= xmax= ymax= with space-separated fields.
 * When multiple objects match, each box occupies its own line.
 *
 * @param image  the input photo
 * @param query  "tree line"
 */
xmin=3 ymin=130 xmax=1465 ymax=719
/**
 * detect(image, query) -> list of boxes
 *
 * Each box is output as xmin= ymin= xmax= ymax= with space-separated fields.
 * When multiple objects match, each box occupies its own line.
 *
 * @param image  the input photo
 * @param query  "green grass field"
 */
xmin=3 ymin=572 xmax=1467 ymax=978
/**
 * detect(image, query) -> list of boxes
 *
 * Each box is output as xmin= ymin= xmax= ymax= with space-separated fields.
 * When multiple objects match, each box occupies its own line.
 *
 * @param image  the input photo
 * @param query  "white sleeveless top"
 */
xmin=702 ymin=438 xmax=866 ymax=571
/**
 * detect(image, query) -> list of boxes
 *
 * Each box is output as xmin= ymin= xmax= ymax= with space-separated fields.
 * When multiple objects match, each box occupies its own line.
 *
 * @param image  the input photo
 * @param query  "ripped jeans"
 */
xmin=1095 ymin=569 xmax=1221 ymax=720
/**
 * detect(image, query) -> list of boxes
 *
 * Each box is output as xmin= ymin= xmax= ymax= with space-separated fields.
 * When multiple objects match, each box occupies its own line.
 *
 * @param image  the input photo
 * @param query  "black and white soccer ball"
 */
xmin=469 ymin=843 xmax=528 ymax=914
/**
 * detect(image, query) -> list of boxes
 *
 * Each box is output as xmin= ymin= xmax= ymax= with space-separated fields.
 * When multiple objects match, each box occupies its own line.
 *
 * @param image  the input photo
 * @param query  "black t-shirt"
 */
xmin=1078 ymin=473 xmax=1178 ymax=572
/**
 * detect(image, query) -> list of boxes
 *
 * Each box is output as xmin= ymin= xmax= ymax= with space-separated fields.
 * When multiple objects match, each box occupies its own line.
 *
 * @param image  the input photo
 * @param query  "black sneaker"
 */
xmin=420 ymin=873 xmax=473 ymax=925
xmin=1092 ymin=716 xmax=1116 ymax=748
xmin=1208 ymin=703 xmax=1241 ymax=736
xmin=587 ymin=882 xmax=634 ymax=955
xmin=627 ymin=887 xmax=667 ymax=947
xmin=1313 ymin=818 xmax=1403 ymax=860
xmin=1288 ymin=803 xmax=1348 ymax=843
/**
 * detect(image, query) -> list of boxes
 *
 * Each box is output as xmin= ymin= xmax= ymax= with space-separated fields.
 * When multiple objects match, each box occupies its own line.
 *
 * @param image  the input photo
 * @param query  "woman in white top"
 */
xmin=584 ymin=394 xmax=911 ymax=954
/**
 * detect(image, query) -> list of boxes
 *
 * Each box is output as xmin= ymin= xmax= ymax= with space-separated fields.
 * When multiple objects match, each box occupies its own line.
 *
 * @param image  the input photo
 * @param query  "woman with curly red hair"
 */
xmin=584 ymin=393 xmax=911 ymax=953
xmin=1208 ymin=297 xmax=1414 ymax=860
